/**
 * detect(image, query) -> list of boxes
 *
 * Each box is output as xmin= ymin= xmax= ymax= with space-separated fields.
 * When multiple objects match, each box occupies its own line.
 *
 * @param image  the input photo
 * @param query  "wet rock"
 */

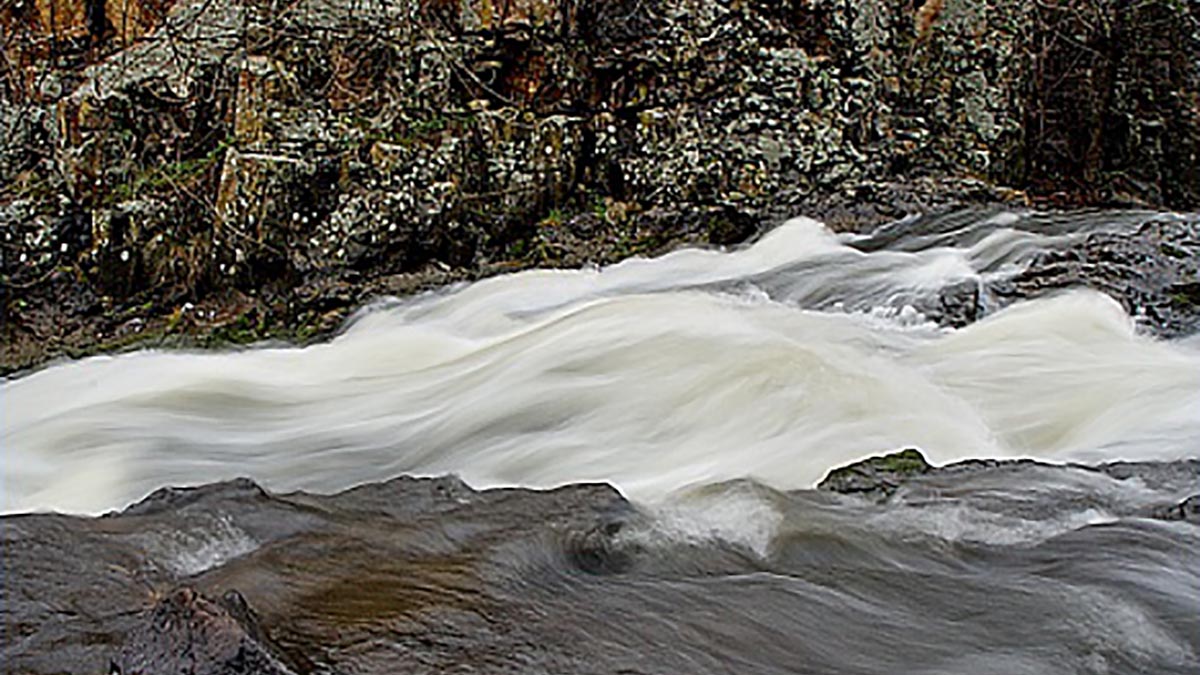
xmin=820 ymin=450 xmax=1200 ymax=518
xmin=111 ymin=587 xmax=296 ymax=675
xmin=1099 ymin=458 xmax=1200 ymax=486
xmin=1150 ymin=495 xmax=1200 ymax=523
xmin=870 ymin=211 xmax=1200 ymax=338
xmin=118 ymin=477 xmax=271 ymax=517
xmin=563 ymin=519 xmax=635 ymax=575
xmin=817 ymin=448 xmax=932 ymax=499
xmin=918 ymin=278 xmax=981 ymax=328
xmin=1 ymin=477 xmax=635 ymax=674
xmin=4 ymin=467 xmax=1199 ymax=673
xmin=989 ymin=218 xmax=1200 ymax=338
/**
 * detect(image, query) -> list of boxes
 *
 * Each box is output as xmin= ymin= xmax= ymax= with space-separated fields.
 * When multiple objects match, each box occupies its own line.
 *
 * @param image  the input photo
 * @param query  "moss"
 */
xmin=408 ymin=115 xmax=449 ymax=136
xmin=871 ymin=449 xmax=931 ymax=475
xmin=590 ymin=196 xmax=608 ymax=220
xmin=818 ymin=448 xmax=933 ymax=497
xmin=208 ymin=312 xmax=270 ymax=345
xmin=540 ymin=208 xmax=566 ymax=227
xmin=106 ymin=137 xmax=233 ymax=206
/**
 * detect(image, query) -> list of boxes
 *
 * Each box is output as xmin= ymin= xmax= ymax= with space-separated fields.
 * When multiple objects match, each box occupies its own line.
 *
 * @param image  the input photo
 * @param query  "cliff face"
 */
xmin=2 ymin=0 xmax=1198 ymax=372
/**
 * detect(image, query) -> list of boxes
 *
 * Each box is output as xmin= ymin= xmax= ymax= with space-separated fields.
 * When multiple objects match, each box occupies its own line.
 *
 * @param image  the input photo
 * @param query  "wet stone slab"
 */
xmin=5 ymin=458 xmax=1199 ymax=674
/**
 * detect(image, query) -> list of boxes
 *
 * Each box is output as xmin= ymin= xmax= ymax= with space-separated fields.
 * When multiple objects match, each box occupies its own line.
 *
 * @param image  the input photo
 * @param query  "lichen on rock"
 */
xmin=2 ymin=0 xmax=1197 ymax=372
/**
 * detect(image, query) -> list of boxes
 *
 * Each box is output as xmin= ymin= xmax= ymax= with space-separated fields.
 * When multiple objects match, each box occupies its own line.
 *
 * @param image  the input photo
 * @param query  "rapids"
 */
xmin=4 ymin=209 xmax=1199 ymax=514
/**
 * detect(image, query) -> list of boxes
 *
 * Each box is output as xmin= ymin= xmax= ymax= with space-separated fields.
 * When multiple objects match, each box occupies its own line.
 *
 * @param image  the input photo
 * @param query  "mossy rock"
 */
xmin=817 ymin=448 xmax=933 ymax=499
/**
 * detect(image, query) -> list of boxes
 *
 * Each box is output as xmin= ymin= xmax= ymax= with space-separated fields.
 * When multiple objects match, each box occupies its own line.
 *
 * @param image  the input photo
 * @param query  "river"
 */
xmin=5 ymin=209 xmax=1198 ymax=514
xmin=3 ymin=208 xmax=1198 ymax=674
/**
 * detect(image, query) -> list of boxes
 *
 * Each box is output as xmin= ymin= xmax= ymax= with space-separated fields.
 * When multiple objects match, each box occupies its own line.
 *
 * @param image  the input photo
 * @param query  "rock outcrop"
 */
xmin=820 ymin=448 xmax=1200 ymax=523
xmin=904 ymin=214 xmax=1200 ymax=337
xmin=815 ymin=447 xmax=932 ymax=498
xmin=2 ymin=0 xmax=1197 ymax=373
xmin=6 ymin=459 xmax=1199 ymax=673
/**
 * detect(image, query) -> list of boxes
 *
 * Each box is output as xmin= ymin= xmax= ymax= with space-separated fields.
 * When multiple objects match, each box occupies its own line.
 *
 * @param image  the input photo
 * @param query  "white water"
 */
xmin=4 ymin=214 xmax=1199 ymax=514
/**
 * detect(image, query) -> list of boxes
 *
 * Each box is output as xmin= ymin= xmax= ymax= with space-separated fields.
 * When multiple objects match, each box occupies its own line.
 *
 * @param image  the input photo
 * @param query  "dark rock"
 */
xmin=919 ymin=278 xmax=981 ymax=328
xmin=563 ymin=518 xmax=635 ymax=575
xmin=914 ymin=216 xmax=1200 ymax=338
xmin=820 ymin=450 xmax=1200 ymax=518
xmin=1149 ymin=495 xmax=1200 ymax=523
xmin=817 ymin=448 xmax=932 ymax=499
xmin=993 ymin=219 xmax=1200 ymax=338
xmin=112 ymin=587 xmax=296 ymax=675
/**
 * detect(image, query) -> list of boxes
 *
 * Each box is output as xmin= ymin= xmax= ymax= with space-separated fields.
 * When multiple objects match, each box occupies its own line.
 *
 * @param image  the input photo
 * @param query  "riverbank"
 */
xmin=1 ymin=178 xmax=1027 ymax=376
xmin=3 ymin=0 xmax=1197 ymax=375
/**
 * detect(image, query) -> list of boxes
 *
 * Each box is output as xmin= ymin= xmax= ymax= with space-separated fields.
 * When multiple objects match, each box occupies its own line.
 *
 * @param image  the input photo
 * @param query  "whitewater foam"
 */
xmin=3 ymin=214 xmax=1198 ymax=514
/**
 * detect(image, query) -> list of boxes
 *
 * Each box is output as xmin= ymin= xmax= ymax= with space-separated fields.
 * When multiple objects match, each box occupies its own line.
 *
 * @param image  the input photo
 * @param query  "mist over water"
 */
xmin=4 ymin=210 xmax=1198 ymax=515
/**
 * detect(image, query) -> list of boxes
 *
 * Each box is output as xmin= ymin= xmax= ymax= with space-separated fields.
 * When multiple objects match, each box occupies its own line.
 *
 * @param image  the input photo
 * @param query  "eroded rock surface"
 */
xmin=5 ymin=461 xmax=1199 ymax=674
xmin=3 ymin=477 xmax=634 ymax=673
xmin=112 ymin=587 xmax=297 ymax=675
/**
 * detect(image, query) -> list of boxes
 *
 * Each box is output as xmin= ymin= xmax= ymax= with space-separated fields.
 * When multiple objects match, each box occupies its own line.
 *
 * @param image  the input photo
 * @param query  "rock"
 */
xmin=564 ymin=519 xmax=636 ymax=575
xmin=988 ymin=218 xmax=1200 ymax=338
xmin=3 ymin=0 xmax=1197 ymax=373
xmin=918 ymin=278 xmax=981 ymax=329
xmin=111 ymin=587 xmax=297 ymax=675
xmin=871 ymin=211 xmax=1200 ymax=337
xmin=820 ymin=450 xmax=1200 ymax=518
xmin=817 ymin=448 xmax=932 ymax=499
xmin=4 ymin=466 xmax=1199 ymax=673
xmin=1150 ymin=495 xmax=1200 ymax=523
xmin=1 ymin=476 xmax=635 ymax=674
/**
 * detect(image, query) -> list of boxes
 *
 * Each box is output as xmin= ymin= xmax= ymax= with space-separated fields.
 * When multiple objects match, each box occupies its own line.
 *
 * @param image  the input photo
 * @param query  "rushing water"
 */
xmin=4 ymin=208 xmax=1200 ymax=674
xmin=3 ymin=210 xmax=1200 ymax=514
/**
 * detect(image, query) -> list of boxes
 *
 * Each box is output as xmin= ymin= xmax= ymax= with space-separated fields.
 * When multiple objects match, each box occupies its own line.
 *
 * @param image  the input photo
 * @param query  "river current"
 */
xmin=5 ymin=209 xmax=1198 ymax=514
xmin=4 ymin=208 xmax=1200 ymax=674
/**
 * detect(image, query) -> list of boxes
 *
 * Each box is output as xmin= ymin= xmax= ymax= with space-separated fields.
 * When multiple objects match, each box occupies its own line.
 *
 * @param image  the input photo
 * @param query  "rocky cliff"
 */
xmin=2 ymin=0 xmax=1198 ymax=372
